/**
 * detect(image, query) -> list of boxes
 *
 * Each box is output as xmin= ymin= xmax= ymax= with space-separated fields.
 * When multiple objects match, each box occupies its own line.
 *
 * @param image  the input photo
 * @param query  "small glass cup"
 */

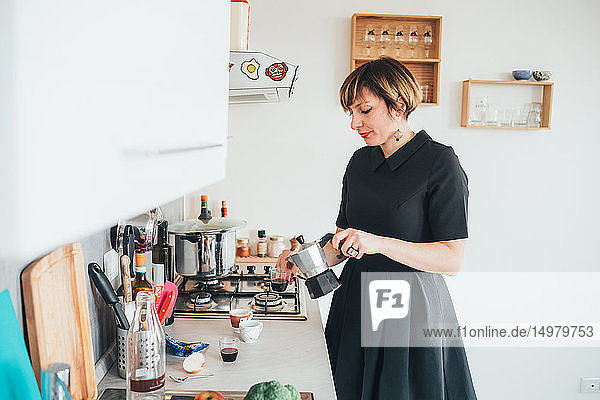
xmin=485 ymin=103 xmax=499 ymax=126
xmin=270 ymin=269 xmax=291 ymax=292
xmin=513 ymin=106 xmax=528 ymax=127
xmin=219 ymin=337 xmax=240 ymax=363
xmin=499 ymin=108 xmax=513 ymax=127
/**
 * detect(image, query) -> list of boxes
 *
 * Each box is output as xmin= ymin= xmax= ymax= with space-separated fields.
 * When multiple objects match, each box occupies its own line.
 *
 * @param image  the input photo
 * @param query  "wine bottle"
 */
xmin=152 ymin=220 xmax=174 ymax=325
xmin=132 ymin=251 xmax=153 ymax=301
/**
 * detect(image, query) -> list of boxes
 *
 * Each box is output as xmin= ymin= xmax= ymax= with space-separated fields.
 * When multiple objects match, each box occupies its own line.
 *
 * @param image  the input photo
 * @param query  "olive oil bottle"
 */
xmin=132 ymin=251 xmax=153 ymax=301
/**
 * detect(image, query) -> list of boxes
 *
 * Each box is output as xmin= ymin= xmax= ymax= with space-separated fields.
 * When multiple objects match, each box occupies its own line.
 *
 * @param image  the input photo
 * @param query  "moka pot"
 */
xmin=286 ymin=235 xmax=341 ymax=299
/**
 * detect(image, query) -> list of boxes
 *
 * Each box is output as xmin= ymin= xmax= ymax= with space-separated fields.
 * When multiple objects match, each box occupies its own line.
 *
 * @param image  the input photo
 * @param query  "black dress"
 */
xmin=325 ymin=130 xmax=477 ymax=400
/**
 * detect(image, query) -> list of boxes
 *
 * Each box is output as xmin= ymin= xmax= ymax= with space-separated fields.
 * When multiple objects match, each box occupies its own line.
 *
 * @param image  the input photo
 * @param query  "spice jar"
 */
xmin=256 ymin=230 xmax=268 ymax=258
xmin=236 ymin=238 xmax=251 ymax=257
xmin=268 ymin=235 xmax=286 ymax=258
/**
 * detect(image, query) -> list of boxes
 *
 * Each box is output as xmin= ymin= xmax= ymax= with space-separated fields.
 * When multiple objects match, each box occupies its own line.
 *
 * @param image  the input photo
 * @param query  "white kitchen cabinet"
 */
xmin=0 ymin=0 xmax=230 ymax=262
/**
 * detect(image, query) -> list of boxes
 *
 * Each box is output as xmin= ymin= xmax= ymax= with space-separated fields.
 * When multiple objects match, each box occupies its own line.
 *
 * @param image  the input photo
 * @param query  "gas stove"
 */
xmin=172 ymin=265 xmax=308 ymax=321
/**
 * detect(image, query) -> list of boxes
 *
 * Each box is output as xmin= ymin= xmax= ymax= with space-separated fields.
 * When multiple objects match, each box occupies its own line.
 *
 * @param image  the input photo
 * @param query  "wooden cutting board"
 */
xmin=169 ymin=391 xmax=314 ymax=400
xmin=22 ymin=242 xmax=96 ymax=400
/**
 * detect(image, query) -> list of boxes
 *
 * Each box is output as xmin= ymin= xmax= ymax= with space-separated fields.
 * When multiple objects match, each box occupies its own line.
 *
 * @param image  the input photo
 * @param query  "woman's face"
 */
xmin=347 ymin=89 xmax=401 ymax=146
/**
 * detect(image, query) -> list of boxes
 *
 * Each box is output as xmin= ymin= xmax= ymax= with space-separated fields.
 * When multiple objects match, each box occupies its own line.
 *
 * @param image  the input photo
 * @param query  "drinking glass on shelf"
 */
xmin=380 ymin=25 xmax=391 ymax=56
xmin=469 ymin=97 xmax=488 ymax=126
xmin=527 ymin=102 xmax=542 ymax=128
xmin=408 ymin=25 xmax=419 ymax=58
xmin=420 ymin=84 xmax=431 ymax=103
xmin=499 ymin=108 xmax=513 ymax=127
xmin=394 ymin=25 xmax=405 ymax=57
xmin=513 ymin=106 xmax=528 ymax=127
xmin=364 ymin=24 xmax=376 ymax=57
xmin=485 ymin=103 xmax=499 ymax=126
xmin=423 ymin=25 xmax=433 ymax=58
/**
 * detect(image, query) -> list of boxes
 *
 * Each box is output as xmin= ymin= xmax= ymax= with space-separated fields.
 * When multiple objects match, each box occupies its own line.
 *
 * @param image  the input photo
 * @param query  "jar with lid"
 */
xmin=236 ymin=238 xmax=251 ymax=257
xmin=256 ymin=230 xmax=268 ymax=258
xmin=268 ymin=235 xmax=286 ymax=258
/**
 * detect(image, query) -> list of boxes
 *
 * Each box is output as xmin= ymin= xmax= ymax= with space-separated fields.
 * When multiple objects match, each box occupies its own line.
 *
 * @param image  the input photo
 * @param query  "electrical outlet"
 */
xmin=103 ymin=249 xmax=120 ymax=291
xmin=580 ymin=377 xmax=600 ymax=393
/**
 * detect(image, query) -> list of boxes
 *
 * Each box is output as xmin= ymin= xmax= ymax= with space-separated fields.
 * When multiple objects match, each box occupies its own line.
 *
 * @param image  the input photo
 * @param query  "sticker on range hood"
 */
xmin=265 ymin=62 xmax=288 ymax=81
xmin=241 ymin=58 xmax=260 ymax=80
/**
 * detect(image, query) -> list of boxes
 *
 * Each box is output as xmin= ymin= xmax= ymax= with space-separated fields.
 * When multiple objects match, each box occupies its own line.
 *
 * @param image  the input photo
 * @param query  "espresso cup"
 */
xmin=229 ymin=308 xmax=253 ymax=332
xmin=239 ymin=320 xmax=263 ymax=343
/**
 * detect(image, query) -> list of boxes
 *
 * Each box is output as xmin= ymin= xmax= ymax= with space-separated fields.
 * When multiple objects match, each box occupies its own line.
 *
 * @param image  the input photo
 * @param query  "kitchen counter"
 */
xmin=98 ymin=288 xmax=337 ymax=399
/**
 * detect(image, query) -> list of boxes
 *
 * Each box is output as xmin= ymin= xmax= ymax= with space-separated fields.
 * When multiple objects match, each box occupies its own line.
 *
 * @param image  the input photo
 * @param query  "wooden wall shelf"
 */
xmin=351 ymin=14 xmax=442 ymax=106
xmin=460 ymin=79 xmax=554 ymax=129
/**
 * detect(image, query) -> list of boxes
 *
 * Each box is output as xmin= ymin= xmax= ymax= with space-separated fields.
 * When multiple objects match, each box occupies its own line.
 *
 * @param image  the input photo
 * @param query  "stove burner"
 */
xmin=185 ymin=292 xmax=216 ymax=310
xmin=195 ymin=279 xmax=224 ymax=292
xmin=192 ymin=292 xmax=211 ymax=304
xmin=254 ymin=292 xmax=282 ymax=307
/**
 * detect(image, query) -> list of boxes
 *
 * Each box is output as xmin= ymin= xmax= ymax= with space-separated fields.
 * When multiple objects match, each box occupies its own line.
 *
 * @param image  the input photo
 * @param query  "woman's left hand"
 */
xmin=332 ymin=228 xmax=383 ymax=259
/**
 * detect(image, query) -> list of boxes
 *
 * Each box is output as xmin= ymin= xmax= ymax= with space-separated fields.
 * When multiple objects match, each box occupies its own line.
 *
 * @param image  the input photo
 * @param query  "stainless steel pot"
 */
xmin=169 ymin=217 xmax=246 ymax=278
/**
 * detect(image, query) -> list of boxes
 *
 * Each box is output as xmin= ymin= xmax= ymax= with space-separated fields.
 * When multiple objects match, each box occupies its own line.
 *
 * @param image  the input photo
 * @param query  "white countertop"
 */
xmin=98 ymin=287 xmax=337 ymax=399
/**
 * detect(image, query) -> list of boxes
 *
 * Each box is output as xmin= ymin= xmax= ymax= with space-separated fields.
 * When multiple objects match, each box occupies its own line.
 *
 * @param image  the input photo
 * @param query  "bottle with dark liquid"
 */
xmin=132 ymin=252 xmax=153 ymax=301
xmin=152 ymin=220 xmax=174 ymax=325
xmin=127 ymin=291 xmax=165 ymax=400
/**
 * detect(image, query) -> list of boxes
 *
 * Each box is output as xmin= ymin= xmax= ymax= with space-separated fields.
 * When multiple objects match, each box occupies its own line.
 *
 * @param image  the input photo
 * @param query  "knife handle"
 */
xmin=120 ymin=255 xmax=133 ymax=303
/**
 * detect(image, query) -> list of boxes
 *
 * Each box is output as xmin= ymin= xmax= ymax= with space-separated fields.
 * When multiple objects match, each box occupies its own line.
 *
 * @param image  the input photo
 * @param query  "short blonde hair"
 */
xmin=339 ymin=57 xmax=421 ymax=118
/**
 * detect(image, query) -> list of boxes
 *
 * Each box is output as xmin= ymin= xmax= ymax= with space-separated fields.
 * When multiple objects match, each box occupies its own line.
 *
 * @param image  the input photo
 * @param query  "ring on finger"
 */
xmin=347 ymin=245 xmax=359 ymax=258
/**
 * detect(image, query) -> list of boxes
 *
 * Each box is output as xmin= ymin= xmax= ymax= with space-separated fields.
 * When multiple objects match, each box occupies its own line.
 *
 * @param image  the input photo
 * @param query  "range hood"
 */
xmin=229 ymin=50 xmax=299 ymax=104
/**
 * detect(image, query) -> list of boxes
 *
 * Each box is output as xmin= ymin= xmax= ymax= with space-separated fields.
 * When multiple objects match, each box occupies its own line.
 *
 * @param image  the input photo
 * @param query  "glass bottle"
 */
xmin=126 ymin=291 xmax=165 ymax=400
xmin=198 ymin=194 xmax=212 ymax=221
xmin=220 ymin=200 xmax=227 ymax=217
xmin=132 ymin=252 xmax=153 ymax=302
xmin=151 ymin=221 xmax=171 ymax=322
xmin=256 ymin=230 xmax=267 ymax=258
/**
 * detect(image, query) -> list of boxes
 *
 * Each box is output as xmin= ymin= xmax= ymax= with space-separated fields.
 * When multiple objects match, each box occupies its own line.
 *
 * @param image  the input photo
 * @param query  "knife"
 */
xmin=88 ymin=262 xmax=130 ymax=330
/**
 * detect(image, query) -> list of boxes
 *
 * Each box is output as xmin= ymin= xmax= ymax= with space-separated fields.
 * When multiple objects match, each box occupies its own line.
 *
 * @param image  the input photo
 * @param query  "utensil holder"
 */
xmin=116 ymin=327 xmax=128 ymax=379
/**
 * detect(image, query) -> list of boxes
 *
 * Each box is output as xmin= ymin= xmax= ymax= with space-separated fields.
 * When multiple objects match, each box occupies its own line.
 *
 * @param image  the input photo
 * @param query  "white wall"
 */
xmin=200 ymin=0 xmax=600 ymax=398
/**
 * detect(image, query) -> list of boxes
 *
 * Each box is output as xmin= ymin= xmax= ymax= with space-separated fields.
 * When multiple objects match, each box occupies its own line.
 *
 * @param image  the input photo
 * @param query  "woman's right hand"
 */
xmin=276 ymin=249 xmax=302 ymax=278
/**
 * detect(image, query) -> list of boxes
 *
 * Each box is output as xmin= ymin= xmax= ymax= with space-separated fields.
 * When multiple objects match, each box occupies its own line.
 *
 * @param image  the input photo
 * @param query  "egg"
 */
xmin=241 ymin=58 xmax=260 ymax=80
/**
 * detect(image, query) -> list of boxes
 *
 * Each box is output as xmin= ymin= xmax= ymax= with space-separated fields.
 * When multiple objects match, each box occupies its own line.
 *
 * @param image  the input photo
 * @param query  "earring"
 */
xmin=394 ymin=129 xmax=403 ymax=142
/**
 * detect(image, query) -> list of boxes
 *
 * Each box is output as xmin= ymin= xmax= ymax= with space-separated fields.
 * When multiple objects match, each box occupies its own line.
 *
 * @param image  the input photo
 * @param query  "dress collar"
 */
xmin=370 ymin=130 xmax=431 ymax=172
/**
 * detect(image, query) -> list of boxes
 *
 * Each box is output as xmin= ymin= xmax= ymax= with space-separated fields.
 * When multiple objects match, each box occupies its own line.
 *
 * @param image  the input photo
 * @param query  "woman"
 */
xmin=277 ymin=57 xmax=477 ymax=399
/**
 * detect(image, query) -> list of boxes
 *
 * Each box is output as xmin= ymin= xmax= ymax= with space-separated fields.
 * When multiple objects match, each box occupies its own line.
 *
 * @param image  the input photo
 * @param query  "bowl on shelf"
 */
xmin=512 ymin=70 xmax=532 ymax=80
xmin=532 ymin=70 xmax=552 ymax=81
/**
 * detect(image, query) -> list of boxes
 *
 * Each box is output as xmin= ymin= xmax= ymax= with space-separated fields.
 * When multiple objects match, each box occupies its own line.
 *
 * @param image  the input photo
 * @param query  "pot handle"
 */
xmin=180 ymin=235 xmax=201 ymax=243
xmin=319 ymin=232 xmax=346 ymax=260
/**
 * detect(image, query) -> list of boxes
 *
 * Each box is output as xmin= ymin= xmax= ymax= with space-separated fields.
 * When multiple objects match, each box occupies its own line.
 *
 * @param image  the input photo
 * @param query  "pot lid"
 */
xmin=169 ymin=217 xmax=247 ymax=234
